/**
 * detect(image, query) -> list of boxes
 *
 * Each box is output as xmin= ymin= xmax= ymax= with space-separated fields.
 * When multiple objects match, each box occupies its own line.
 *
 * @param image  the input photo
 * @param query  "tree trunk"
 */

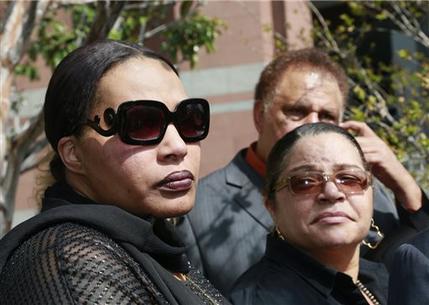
xmin=0 ymin=0 xmax=51 ymax=237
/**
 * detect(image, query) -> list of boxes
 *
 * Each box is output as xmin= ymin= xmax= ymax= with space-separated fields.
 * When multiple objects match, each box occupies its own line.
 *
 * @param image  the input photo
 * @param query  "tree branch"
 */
xmin=85 ymin=0 xmax=126 ymax=45
xmin=310 ymin=2 xmax=394 ymax=123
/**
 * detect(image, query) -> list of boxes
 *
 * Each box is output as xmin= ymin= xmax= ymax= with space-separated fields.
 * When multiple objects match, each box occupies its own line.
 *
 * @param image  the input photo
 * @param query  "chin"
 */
xmin=156 ymin=198 xmax=195 ymax=218
xmin=317 ymin=235 xmax=360 ymax=249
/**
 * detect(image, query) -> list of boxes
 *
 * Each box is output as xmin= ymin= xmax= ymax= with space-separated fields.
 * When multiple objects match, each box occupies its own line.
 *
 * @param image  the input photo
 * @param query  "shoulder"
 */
xmin=197 ymin=149 xmax=257 ymax=194
xmin=408 ymin=227 xmax=429 ymax=255
xmin=388 ymin=243 xmax=429 ymax=305
xmin=393 ymin=243 xmax=429 ymax=267
xmin=230 ymin=259 xmax=310 ymax=305
xmin=198 ymin=166 xmax=229 ymax=190
xmin=198 ymin=151 xmax=245 ymax=186
xmin=0 ymin=222 xmax=162 ymax=304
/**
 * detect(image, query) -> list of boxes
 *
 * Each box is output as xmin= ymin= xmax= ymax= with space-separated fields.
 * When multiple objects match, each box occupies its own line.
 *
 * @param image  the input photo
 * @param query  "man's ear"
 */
xmin=57 ymin=137 xmax=84 ymax=174
xmin=253 ymin=100 xmax=265 ymax=134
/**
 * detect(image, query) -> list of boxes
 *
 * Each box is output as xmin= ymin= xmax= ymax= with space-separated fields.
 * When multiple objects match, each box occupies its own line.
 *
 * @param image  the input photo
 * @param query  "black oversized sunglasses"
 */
xmin=86 ymin=98 xmax=210 ymax=145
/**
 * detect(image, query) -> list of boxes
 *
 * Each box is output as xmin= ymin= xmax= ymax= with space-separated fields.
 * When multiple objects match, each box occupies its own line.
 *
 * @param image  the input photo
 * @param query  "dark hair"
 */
xmin=265 ymin=122 xmax=367 ymax=200
xmin=254 ymin=48 xmax=348 ymax=108
xmin=44 ymin=40 xmax=178 ymax=181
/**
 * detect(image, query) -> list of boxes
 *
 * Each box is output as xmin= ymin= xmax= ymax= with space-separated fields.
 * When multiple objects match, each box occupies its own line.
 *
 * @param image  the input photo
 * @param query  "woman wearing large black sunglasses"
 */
xmin=0 ymin=40 xmax=227 ymax=305
xmin=230 ymin=123 xmax=389 ymax=305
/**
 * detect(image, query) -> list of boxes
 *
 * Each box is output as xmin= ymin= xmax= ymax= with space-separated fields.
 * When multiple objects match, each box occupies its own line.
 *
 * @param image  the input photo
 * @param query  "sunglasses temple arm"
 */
xmin=87 ymin=115 xmax=117 ymax=137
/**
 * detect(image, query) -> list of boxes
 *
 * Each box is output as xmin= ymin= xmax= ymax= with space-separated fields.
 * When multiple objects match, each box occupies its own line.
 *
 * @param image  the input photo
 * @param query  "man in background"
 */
xmin=177 ymin=48 xmax=429 ymax=295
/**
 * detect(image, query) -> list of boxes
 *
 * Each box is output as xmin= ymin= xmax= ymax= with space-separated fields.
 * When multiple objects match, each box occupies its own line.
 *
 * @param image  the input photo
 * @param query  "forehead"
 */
xmin=95 ymin=57 xmax=186 ymax=111
xmin=284 ymin=133 xmax=363 ymax=172
xmin=273 ymin=67 xmax=343 ymax=111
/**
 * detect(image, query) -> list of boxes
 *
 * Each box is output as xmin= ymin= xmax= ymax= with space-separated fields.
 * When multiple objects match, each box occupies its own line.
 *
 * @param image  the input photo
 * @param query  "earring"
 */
xmin=362 ymin=218 xmax=384 ymax=249
xmin=275 ymin=226 xmax=285 ymax=240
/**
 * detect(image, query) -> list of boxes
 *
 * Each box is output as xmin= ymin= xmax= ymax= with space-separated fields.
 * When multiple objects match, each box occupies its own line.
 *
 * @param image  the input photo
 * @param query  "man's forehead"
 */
xmin=305 ymin=71 xmax=322 ymax=89
xmin=276 ymin=67 xmax=340 ymax=93
xmin=273 ymin=70 xmax=344 ymax=109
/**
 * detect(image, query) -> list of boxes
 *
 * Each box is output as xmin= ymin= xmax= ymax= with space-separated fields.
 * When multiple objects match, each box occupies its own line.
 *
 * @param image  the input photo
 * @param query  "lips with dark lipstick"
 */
xmin=156 ymin=170 xmax=194 ymax=192
xmin=311 ymin=211 xmax=353 ymax=225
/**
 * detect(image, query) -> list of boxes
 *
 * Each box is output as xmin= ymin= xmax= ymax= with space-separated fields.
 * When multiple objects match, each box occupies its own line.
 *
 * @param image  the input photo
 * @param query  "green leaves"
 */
xmin=161 ymin=13 xmax=225 ymax=67
xmin=25 ymin=3 xmax=95 ymax=70
xmin=308 ymin=0 xmax=429 ymax=190
xmin=353 ymin=85 xmax=366 ymax=101
xmin=398 ymin=49 xmax=412 ymax=60
xmin=14 ymin=64 xmax=38 ymax=80
xmin=17 ymin=1 xmax=225 ymax=75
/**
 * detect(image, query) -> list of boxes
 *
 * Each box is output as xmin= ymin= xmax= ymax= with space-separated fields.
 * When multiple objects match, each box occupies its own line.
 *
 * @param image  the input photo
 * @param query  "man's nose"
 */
xmin=304 ymin=112 xmax=320 ymax=123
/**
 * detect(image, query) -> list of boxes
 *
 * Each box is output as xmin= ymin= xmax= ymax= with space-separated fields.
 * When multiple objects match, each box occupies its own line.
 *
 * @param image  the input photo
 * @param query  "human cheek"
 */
xmin=271 ymin=117 xmax=293 ymax=140
xmin=278 ymin=196 xmax=307 ymax=230
xmin=349 ymin=194 xmax=373 ymax=225
xmin=188 ymin=144 xmax=201 ymax=168
xmin=131 ymin=151 xmax=158 ymax=175
xmin=271 ymin=112 xmax=301 ymax=138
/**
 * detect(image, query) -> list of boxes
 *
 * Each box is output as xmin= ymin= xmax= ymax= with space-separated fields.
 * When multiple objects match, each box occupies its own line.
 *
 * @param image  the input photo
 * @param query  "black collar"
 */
xmin=1 ymin=182 xmax=208 ymax=305
xmin=264 ymin=233 xmax=388 ymax=303
xmin=1 ymin=182 xmax=189 ymax=273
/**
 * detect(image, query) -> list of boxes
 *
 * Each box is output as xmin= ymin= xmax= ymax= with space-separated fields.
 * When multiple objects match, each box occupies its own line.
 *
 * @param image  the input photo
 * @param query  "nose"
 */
xmin=157 ymin=124 xmax=187 ymax=163
xmin=317 ymin=180 xmax=346 ymax=204
xmin=304 ymin=112 xmax=320 ymax=124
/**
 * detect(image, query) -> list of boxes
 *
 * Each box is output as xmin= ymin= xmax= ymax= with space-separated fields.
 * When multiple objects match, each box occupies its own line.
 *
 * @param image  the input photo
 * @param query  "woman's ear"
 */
xmin=253 ymin=100 xmax=264 ymax=134
xmin=57 ymin=136 xmax=84 ymax=174
xmin=264 ymin=197 xmax=276 ymax=222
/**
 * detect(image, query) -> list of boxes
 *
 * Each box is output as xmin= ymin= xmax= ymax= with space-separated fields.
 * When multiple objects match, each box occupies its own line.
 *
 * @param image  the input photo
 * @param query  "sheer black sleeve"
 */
xmin=0 ymin=222 xmax=167 ymax=305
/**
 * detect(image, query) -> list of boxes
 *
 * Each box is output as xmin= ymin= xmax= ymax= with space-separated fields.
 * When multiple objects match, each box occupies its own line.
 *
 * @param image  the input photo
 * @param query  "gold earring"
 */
xmin=362 ymin=218 xmax=384 ymax=249
xmin=275 ymin=226 xmax=285 ymax=240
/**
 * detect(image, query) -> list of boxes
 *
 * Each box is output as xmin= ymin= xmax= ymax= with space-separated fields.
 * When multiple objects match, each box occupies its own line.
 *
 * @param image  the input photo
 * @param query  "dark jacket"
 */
xmin=388 ymin=227 xmax=429 ymax=305
xmin=0 ymin=182 xmax=227 ymax=305
xmin=230 ymin=234 xmax=389 ymax=305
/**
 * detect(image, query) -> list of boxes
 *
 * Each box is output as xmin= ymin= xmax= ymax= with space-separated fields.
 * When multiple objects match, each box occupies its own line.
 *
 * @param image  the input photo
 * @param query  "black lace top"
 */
xmin=0 ymin=183 xmax=228 ymax=305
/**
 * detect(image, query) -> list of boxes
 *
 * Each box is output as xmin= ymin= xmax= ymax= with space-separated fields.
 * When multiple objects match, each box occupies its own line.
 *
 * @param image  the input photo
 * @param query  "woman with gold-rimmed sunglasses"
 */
xmin=230 ymin=122 xmax=388 ymax=305
xmin=0 ymin=40 xmax=228 ymax=305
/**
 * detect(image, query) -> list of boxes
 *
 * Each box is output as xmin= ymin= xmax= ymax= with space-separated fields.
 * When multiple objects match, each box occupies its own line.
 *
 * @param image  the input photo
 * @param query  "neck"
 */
xmin=65 ymin=172 xmax=98 ymax=202
xmin=308 ymin=244 xmax=360 ymax=281
xmin=254 ymin=141 xmax=268 ymax=163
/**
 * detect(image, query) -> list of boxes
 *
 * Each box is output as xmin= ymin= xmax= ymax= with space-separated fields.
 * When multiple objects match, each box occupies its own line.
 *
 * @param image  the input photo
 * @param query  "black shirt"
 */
xmin=230 ymin=234 xmax=388 ymax=305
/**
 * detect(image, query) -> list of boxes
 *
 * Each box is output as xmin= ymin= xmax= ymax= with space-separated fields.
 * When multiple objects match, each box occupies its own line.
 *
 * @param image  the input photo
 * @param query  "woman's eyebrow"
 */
xmin=287 ymin=164 xmax=319 ymax=173
xmin=287 ymin=163 xmax=364 ymax=173
xmin=333 ymin=164 xmax=365 ymax=171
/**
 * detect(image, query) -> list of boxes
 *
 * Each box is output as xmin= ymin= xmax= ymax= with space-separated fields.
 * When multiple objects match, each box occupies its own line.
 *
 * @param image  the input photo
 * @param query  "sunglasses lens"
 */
xmin=124 ymin=105 xmax=164 ymax=141
xmin=176 ymin=100 xmax=208 ymax=141
xmin=289 ymin=174 xmax=323 ymax=194
xmin=335 ymin=170 xmax=368 ymax=194
xmin=288 ymin=169 xmax=369 ymax=195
